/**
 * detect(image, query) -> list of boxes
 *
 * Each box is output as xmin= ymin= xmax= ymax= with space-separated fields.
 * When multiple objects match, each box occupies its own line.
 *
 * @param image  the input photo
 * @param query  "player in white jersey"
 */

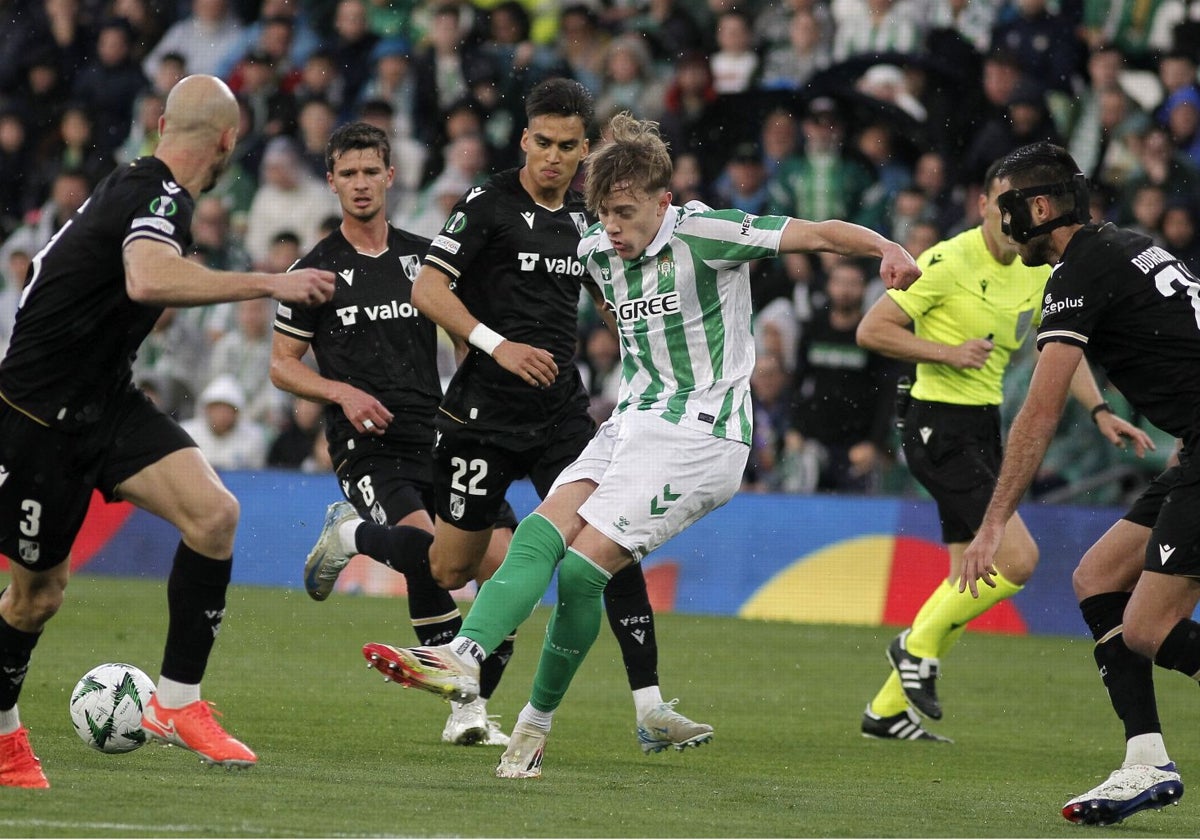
xmin=361 ymin=112 xmax=922 ymax=778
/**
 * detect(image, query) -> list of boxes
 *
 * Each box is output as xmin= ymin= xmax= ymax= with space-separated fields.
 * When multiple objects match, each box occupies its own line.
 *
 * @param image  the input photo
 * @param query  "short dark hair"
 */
xmin=525 ymin=77 xmax=594 ymax=131
xmin=994 ymin=141 xmax=1080 ymax=193
xmin=325 ymin=121 xmax=390 ymax=173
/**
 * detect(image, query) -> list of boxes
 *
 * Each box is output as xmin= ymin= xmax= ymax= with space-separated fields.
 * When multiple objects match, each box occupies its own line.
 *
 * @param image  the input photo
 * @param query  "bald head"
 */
xmin=156 ymin=75 xmax=241 ymax=194
xmin=162 ymin=74 xmax=239 ymax=141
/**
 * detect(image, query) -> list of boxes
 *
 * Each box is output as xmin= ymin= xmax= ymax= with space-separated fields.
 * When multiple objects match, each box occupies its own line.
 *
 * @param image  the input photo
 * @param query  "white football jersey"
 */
xmin=578 ymin=201 xmax=787 ymax=444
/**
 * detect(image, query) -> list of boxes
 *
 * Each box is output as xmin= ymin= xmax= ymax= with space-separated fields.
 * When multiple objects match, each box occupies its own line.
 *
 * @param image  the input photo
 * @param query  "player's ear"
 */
xmin=659 ymin=190 xmax=672 ymax=215
xmin=219 ymin=124 xmax=237 ymax=155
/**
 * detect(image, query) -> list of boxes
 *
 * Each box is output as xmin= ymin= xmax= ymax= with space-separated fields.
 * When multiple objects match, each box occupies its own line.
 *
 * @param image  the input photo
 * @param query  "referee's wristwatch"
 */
xmin=1090 ymin=402 xmax=1113 ymax=424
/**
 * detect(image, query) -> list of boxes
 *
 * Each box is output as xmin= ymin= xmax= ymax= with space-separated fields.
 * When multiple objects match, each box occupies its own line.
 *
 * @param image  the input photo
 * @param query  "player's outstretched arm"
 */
xmin=777 ymin=219 xmax=921 ymax=290
xmin=124 ymin=239 xmax=335 ymax=307
xmin=269 ymin=332 xmax=391 ymax=435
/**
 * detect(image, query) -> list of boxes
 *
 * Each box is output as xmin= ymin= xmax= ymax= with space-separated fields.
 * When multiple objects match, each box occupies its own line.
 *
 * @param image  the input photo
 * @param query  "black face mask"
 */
xmin=997 ymin=174 xmax=1091 ymax=243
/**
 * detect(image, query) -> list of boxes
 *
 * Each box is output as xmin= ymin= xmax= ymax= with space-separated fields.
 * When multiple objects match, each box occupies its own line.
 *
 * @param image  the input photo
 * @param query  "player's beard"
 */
xmin=1019 ymin=234 xmax=1055 ymax=267
xmin=200 ymin=147 xmax=236 ymax=194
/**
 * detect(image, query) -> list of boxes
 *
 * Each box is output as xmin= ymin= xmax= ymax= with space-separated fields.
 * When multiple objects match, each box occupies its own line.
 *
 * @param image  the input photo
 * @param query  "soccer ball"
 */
xmin=69 ymin=663 xmax=156 ymax=754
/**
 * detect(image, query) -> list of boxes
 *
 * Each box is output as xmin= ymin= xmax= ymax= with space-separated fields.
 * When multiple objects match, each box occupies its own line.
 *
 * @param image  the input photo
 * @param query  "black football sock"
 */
xmin=1081 ymin=592 xmax=1161 ymax=739
xmin=161 ymin=542 xmax=231 ymax=684
xmin=479 ymin=634 xmax=516 ymax=701
xmin=604 ymin=563 xmax=659 ymax=691
xmin=354 ymin=522 xmax=433 ymax=577
xmin=0 ymin=600 xmax=40 ymax=711
xmin=405 ymin=564 xmax=462 ymax=646
xmin=1154 ymin=619 xmax=1200 ymax=680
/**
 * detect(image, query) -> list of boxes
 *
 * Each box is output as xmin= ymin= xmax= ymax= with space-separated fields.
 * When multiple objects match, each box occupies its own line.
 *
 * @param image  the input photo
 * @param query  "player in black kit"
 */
xmin=273 ymin=122 xmax=514 ymax=746
xmin=353 ymin=78 xmax=711 ymax=748
xmin=961 ymin=142 xmax=1199 ymax=826
xmin=0 ymin=75 xmax=335 ymax=788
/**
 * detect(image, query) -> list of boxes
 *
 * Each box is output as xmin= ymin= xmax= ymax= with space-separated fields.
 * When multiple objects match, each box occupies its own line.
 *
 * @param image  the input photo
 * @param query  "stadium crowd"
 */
xmin=1 ymin=0 xmax=1198 ymax=498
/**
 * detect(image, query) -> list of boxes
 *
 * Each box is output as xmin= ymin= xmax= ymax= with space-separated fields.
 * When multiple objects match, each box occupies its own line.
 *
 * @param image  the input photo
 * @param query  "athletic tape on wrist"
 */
xmin=468 ymin=323 xmax=506 ymax=357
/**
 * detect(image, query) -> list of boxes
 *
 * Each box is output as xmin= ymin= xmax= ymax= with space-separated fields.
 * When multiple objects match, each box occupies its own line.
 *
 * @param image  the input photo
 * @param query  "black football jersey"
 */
xmin=1037 ymin=222 xmax=1200 ymax=438
xmin=275 ymin=225 xmax=441 ymax=449
xmin=0 ymin=157 xmax=192 ymax=429
xmin=423 ymin=168 xmax=593 ymax=430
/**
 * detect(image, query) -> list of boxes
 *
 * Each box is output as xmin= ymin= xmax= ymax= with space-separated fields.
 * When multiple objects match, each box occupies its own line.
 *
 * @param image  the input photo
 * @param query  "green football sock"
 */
xmin=461 ymin=513 xmax=564 ymax=654
xmin=529 ymin=549 xmax=612 ymax=713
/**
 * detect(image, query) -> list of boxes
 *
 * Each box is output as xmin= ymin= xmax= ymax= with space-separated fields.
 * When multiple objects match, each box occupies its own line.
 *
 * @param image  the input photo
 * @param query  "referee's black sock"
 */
xmin=161 ymin=542 xmax=230 ymax=684
xmin=1081 ymin=592 xmax=1162 ymax=740
xmin=1154 ymin=619 xmax=1200 ymax=680
xmin=604 ymin=563 xmax=659 ymax=691
xmin=0 ymin=600 xmax=40 ymax=712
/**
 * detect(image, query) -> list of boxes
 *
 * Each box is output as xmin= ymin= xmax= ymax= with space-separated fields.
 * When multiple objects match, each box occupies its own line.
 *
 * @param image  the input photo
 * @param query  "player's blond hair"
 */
xmin=584 ymin=112 xmax=672 ymax=214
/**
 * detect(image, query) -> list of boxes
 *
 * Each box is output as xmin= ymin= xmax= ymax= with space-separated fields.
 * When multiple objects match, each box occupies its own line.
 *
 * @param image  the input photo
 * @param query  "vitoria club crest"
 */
xmin=449 ymin=493 xmax=465 ymax=520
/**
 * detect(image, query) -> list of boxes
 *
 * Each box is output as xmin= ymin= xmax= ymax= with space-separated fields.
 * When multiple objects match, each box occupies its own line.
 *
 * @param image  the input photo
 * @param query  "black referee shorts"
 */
xmin=0 ymin=387 xmax=194 ymax=570
xmin=901 ymin=398 xmax=1003 ymax=544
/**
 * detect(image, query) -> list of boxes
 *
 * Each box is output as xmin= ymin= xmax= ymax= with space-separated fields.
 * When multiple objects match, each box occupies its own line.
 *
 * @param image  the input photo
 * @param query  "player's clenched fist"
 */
xmin=274 ymin=268 xmax=336 ymax=305
xmin=879 ymin=243 xmax=921 ymax=291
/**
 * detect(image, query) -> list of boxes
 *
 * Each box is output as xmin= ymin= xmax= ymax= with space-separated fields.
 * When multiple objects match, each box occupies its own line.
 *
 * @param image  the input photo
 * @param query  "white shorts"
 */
xmin=550 ymin=410 xmax=749 ymax=561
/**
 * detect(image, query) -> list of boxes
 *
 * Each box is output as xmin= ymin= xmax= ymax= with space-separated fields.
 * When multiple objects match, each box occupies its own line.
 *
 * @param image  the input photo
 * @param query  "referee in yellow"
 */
xmin=855 ymin=158 xmax=1153 ymax=741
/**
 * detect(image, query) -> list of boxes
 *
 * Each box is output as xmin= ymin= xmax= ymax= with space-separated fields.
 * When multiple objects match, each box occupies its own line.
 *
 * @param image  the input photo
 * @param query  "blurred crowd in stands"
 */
xmin=1 ymin=0 xmax=1198 ymax=502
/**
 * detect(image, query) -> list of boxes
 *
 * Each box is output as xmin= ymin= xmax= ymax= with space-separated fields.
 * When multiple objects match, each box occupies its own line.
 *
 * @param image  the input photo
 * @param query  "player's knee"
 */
xmin=1006 ymin=540 xmax=1039 ymax=585
xmin=184 ymin=489 xmax=240 ymax=557
xmin=428 ymin=547 xmax=472 ymax=591
xmin=5 ymin=579 xmax=66 ymax=629
xmin=1121 ymin=621 xmax=1161 ymax=660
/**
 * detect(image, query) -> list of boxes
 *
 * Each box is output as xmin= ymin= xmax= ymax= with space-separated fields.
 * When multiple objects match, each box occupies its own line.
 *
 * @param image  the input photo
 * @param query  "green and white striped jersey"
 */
xmin=578 ymin=201 xmax=788 ymax=444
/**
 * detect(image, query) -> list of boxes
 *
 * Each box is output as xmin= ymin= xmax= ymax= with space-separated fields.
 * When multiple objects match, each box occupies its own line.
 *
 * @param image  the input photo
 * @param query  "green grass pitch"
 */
xmin=1 ymin=574 xmax=1196 ymax=838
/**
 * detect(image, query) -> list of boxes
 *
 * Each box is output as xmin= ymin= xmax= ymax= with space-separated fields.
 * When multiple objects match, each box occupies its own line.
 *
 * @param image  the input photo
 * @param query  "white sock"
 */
xmin=155 ymin=676 xmax=201 ymax=708
xmin=338 ymin=520 xmax=360 ymax=554
xmin=1124 ymin=733 xmax=1171 ymax=768
xmin=449 ymin=636 xmax=486 ymax=667
xmin=517 ymin=702 xmax=553 ymax=731
xmin=633 ymin=685 xmax=664 ymax=720
xmin=0 ymin=706 xmax=19 ymax=735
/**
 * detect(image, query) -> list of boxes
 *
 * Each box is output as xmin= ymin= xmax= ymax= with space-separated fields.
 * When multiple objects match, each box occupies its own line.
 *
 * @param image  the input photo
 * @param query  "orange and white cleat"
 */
xmin=141 ymin=696 xmax=257 ymax=768
xmin=0 ymin=727 xmax=49 ymax=789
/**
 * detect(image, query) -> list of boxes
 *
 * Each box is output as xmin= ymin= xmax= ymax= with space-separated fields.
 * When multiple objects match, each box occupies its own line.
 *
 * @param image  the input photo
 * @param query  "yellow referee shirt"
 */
xmin=888 ymin=226 xmax=1050 ymax=406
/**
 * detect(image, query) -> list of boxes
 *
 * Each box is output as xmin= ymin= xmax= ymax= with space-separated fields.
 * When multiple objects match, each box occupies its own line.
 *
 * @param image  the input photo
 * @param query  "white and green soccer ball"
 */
xmin=69 ymin=663 xmax=156 ymax=754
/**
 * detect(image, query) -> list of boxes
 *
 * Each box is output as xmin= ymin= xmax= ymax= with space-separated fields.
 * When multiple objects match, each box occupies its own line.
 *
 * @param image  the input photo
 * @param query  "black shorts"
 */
xmin=334 ymin=447 xmax=434 ymax=526
xmin=0 ymin=387 xmax=194 ymax=570
xmin=1122 ymin=456 xmax=1200 ymax=577
xmin=330 ymin=435 xmax=518 ymax=530
xmin=432 ymin=401 xmax=595 ymax=531
xmin=901 ymin=399 xmax=1002 ymax=544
